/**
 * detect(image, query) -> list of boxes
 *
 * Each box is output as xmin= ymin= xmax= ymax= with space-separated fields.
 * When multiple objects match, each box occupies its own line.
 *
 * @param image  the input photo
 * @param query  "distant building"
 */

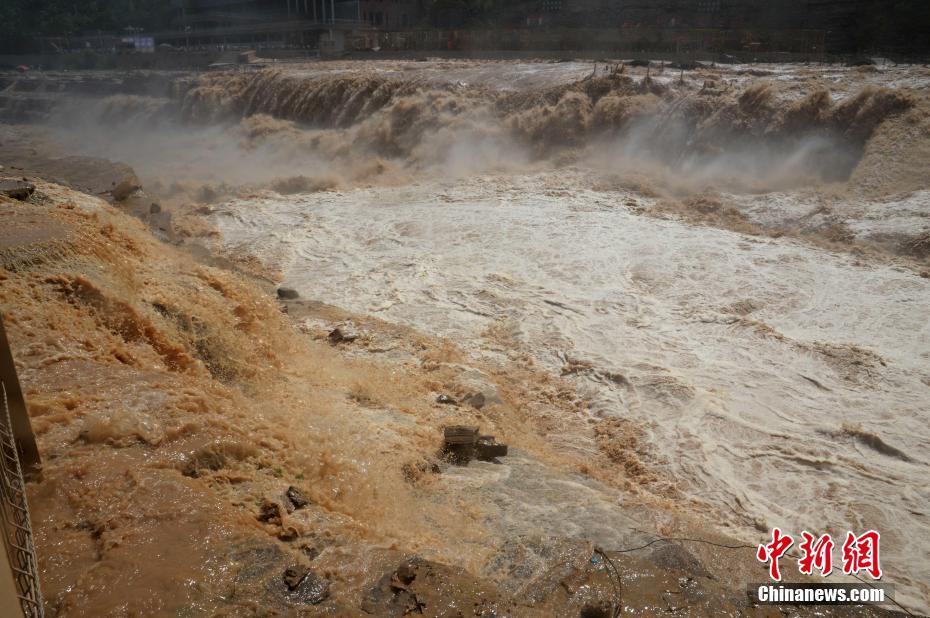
xmin=162 ymin=0 xmax=369 ymax=49
xmin=359 ymin=0 xmax=420 ymax=29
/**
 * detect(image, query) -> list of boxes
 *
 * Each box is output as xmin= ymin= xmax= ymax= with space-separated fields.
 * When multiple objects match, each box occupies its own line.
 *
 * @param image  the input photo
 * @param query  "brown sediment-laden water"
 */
xmin=0 ymin=58 xmax=928 ymax=615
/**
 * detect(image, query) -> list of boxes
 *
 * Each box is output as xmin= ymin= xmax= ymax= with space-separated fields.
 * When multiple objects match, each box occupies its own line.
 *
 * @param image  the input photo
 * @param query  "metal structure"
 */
xmin=0 ymin=314 xmax=43 ymax=618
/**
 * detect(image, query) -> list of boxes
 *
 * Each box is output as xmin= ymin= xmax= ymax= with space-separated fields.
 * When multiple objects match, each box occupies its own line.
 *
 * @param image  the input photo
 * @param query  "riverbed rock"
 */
xmin=450 ymin=366 xmax=504 ymax=409
xmin=283 ymin=565 xmax=309 ymax=590
xmin=285 ymin=485 xmax=310 ymax=510
xmin=288 ymin=571 xmax=330 ymax=605
xmin=463 ymin=391 xmax=487 ymax=409
xmin=393 ymin=561 xmax=417 ymax=586
xmin=257 ymin=499 xmax=283 ymax=525
xmin=0 ymin=179 xmax=35 ymax=201
xmin=361 ymin=557 xmax=517 ymax=616
xmin=328 ymin=325 xmax=359 ymax=344
xmin=111 ymin=175 xmax=142 ymax=201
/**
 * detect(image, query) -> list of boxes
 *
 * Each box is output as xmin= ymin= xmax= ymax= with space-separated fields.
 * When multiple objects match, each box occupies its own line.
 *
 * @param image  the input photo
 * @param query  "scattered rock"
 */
xmin=111 ymin=175 xmax=142 ymax=201
xmin=0 ymin=179 xmax=35 ymax=201
xmin=328 ymin=326 xmax=359 ymax=344
xmin=362 ymin=559 xmax=425 ymax=614
xmin=283 ymin=565 xmax=309 ymax=590
xmin=300 ymin=544 xmax=320 ymax=561
xmin=277 ymin=287 xmax=300 ymax=300
xmin=287 ymin=571 xmax=330 ymax=605
xmin=361 ymin=558 xmax=513 ymax=615
xmin=463 ymin=392 xmax=486 ymax=409
xmin=257 ymin=499 xmax=283 ymax=525
xmin=454 ymin=367 xmax=504 ymax=408
xmin=393 ymin=561 xmax=418 ymax=587
xmin=285 ymin=486 xmax=310 ymax=510
xmin=435 ymin=394 xmax=456 ymax=405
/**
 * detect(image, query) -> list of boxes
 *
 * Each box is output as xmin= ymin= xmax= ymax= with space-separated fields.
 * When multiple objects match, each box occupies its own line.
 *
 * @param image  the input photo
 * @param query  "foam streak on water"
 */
xmin=211 ymin=171 xmax=930 ymax=611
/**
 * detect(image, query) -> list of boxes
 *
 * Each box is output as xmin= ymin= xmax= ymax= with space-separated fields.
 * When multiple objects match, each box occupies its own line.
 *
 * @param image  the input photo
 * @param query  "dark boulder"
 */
xmin=283 ymin=565 xmax=309 ymax=590
xmin=256 ymin=500 xmax=283 ymax=525
xmin=285 ymin=485 xmax=311 ymax=510
xmin=0 ymin=179 xmax=35 ymax=201
xmin=288 ymin=571 xmax=330 ymax=605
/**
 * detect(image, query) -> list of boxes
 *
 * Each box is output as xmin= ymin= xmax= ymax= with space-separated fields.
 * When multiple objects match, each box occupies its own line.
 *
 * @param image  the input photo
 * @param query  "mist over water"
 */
xmin=34 ymin=64 xmax=915 ymax=197
xmin=6 ymin=59 xmax=930 ymax=612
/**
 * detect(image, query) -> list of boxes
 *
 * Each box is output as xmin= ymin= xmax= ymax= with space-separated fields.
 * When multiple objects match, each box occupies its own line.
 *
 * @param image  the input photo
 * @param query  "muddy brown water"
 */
xmin=1 ymin=59 xmax=928 ymax=614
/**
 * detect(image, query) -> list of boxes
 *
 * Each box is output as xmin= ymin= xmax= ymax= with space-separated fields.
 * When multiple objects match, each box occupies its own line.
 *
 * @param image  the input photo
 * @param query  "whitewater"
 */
xmin=4 ymin=57 xmax=928 ymax=612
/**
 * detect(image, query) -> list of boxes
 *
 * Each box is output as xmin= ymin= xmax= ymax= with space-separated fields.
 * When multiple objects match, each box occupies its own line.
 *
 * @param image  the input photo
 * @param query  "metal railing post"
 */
xmin=0 ymin=314 xmax=43 ymax=617
xmin=0 ymin=317 xmax=39 ymax=480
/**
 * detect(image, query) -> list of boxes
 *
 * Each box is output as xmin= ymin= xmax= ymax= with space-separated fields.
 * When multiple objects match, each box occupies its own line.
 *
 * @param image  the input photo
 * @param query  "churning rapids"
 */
xmin=2 ymin=58 xmax=929 ymax=613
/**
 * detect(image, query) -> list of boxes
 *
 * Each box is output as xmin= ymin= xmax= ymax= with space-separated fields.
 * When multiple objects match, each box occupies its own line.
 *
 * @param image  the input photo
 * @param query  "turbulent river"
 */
xmin=209 ymin=168 xmax=930 ymax=609
xmin=4 ymin=58 xmax=929 ymax=612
